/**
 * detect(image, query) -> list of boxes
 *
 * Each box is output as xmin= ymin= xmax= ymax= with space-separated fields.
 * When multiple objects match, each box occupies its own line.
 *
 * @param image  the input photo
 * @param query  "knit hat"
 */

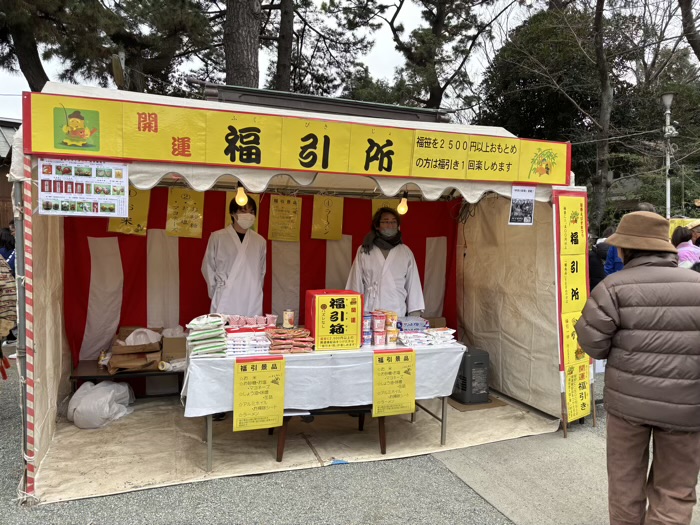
xmin=606 ymin=212 xmax=677 ymax=253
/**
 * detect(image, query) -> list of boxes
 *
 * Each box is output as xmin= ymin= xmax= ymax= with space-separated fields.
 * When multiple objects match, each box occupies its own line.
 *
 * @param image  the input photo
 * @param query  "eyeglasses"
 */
xmin=380 ymin=220 xmax=398 ymax=226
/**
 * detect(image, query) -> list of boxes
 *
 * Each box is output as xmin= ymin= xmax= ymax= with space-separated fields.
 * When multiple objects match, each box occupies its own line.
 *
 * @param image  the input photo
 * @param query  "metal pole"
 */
xmin=13 ymin=181 xmax=27 ymax=493
xmin=665 ymin=108 xmax=672 ymax=219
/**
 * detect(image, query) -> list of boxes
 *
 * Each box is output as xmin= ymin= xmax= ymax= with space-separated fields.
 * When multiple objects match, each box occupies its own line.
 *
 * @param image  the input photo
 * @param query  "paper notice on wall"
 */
xmin=311 ymin=195 xmax=343 ymax=240
xmin=165 ymin=187 xmax=205 ymax=238
xmin=268 ymin=195 xmax=301 ymax=242
xmin=225 ymin=192 xmax=260 ymax=231
xmin=38 ymin=158 xmax=129 ymax=217
xmin=508 ymin=185 xmax=536 ymax=226
xmin=108 ymin=188 xmax=151 ymax=236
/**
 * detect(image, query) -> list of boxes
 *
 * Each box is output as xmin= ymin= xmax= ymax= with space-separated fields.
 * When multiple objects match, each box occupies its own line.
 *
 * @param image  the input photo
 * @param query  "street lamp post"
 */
xmin=661 ymin=92 xmax=677 ymax=219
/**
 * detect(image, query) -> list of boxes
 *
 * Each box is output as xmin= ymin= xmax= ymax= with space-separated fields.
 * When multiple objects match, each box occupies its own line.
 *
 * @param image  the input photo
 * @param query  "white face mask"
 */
xmin=236 ymin=212 xmax=255 ymax=230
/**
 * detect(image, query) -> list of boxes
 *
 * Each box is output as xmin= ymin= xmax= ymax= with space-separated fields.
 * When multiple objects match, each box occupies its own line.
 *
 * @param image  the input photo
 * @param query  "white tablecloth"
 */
xmin=182 ymin=344 xmax=466 ymax=417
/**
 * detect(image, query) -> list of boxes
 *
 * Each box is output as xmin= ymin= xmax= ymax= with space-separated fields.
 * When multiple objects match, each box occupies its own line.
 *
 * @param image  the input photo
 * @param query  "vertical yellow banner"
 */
xmin=372 ymin=198 xmax=400 ymax=217
xmin=268 ymin=195 xmax=302 ymax=242
xmin=560 ymin=254 xmax=588 ymax=314
xmin=565 ymin=361 xmax=591 ymax=422
xmin=108 ymin=187 xmax=151 ymax=236
xmin=224 ymin=192 xmax=260 ymax=231
xmin=561 ymin=311 xmax=585 ymax=365
xmin=558 ymin=196 xmax=587 ymax=256
xmin=165 ymin=187 xmax=205 ymax=238
xmin=233 ymin=357 xmax=285 ymax=431
xmin=311 ymin=195 xmax=344 ymax=240
xmin=372 ymin=349 xmax=416 ymax=417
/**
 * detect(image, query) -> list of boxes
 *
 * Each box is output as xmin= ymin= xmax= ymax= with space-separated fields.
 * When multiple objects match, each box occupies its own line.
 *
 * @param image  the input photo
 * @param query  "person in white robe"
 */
xmin=346 ymin=207 xmax=425 ymax=316
xmin=202 ymin=197 xmax=266 ymax=316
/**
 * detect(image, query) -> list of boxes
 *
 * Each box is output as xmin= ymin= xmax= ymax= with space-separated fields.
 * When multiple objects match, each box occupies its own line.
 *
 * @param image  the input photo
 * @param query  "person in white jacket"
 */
xmin=202 ymin=197 xmax=266 ymax=316
xmin=346 ymin=207 xmax=425 ymax=316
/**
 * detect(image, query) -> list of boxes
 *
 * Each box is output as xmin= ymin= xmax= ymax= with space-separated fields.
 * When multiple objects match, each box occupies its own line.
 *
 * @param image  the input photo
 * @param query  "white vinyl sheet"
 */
xmin=147 ymin=229 xmax=180 ymax=329
xmin=423 ymin=237 xmax=447 ymax=317
xmin=182 ymin=344 xmax=466 ymax=417
xmin=325 ymin=234 xmax=353 ymax=290
xmin=79 ymin=237 xmax=123 ymax=361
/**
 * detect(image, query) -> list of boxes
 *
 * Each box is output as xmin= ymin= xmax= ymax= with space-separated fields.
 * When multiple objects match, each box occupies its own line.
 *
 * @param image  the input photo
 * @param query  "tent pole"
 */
xmin=13 ymin=179 xmax=28 ymax=496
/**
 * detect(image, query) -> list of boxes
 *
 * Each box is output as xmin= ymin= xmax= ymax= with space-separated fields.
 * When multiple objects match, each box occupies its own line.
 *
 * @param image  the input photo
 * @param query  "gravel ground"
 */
xmin=1 ymin=363 xmax=514 ymax=525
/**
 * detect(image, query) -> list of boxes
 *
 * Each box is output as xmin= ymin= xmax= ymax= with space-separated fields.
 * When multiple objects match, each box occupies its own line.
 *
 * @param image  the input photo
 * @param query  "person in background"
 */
xmin=588 ymin=246 xmax=606 ymax=291
xmin=595 ymin=226 xmax=615 ymax=263
xmin=686 ymin=219 xmax=700 ymax=246
xmin=671 ymin=226 xmax=700 ymax=267
xmin=8 ymin=221 xmax=15 ymax=238
xmin=0 ymin=228 xmax=16 ymax=277
xmin=202 ymin=197 xmax=266 ymax=316
xmin=575 ymin=211 xmax=700 ymax=525
xmin=346 ymin=207 xmax=425 ymax=316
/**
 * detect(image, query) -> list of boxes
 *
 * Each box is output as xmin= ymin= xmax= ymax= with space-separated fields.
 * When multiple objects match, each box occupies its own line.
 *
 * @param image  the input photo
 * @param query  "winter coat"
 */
xmin=677 ymin=240 xmax=700 ymax=266
xmin=575 ymin=252 xmax=700 ymax=431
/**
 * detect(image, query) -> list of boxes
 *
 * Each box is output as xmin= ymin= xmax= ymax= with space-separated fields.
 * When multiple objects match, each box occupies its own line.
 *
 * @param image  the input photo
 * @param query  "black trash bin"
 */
xmin=451 ymin=347 xmax=490 ymax=404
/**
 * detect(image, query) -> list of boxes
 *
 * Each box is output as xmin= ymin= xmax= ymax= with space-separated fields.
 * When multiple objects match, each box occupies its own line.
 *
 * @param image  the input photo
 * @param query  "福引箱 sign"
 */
xmin=306 ymin=290 xmax=362 ymax=350
xmin=38 ymin=158 xmax=129 ymax=217
xmin=24 ymin=92 xmax=571 ymax=186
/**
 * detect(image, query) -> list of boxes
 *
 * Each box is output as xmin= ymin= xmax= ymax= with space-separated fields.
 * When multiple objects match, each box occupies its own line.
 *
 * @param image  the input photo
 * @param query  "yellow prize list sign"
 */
xmin=268 ymin=195 xmax=302 ymax=242
xmin=233 ymin=356 xmax=285 ymax=431
xmin=372 ymin=349 xmax=416 ymax=417
xmin=108 ymin=187 xmax=151 ymax=236
xmin=311 ymin=195 xmax=344 ymax=240
xmin=165 ymin=187 xmax=205 ymax=238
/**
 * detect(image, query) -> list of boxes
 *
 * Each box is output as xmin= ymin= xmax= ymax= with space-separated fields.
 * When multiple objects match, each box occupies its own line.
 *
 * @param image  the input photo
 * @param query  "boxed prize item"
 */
xmin=306 ymin=290 xmax=362 ymax=350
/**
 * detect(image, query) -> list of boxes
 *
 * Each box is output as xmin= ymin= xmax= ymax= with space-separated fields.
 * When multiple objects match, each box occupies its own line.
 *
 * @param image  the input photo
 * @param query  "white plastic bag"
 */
xmin=68 ymin=381 xmax=135 ymax=429
xmin=162 ymin=326 xmax=186 ymax=338
xmin=125 ymin=328 xmax=162 ymax=346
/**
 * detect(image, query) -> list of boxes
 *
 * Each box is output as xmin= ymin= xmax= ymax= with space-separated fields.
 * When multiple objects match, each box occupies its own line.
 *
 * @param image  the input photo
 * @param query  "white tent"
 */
xmin=9 ymin=83 xmax=584 ymax=502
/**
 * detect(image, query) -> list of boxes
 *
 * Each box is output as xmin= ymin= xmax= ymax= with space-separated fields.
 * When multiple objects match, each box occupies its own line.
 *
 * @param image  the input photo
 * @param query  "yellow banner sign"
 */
xmin=561 ymin=311 xmax=585 ymax=366
xmin=313 ymin=294 xmax=361 ymax=350
xmin=233 ymin=356 xmax=285 ymax=431
xmin=25 ymin=93 xmax=570 ymax=185
xmin=558 ymin=196 xmax=587 ymax=256
xmin=565 ymin=361 xmax=591 ymax=422
xmin=372 ymin=349 xmax=416 ymax=417
xmin=560 ymin=254 xmax=588 ymax=314
xmin=166 ymin=187 xmax=204 ymax=238
xmin=108 ymin=187 xmax=150 ymax=236
xmin=311 ymin=195 xmax=344 ymax=240
xmin=412 ymin=131 xmax=468 ymax=180
xmin=268 ymin=195 xmax=301 ymax=242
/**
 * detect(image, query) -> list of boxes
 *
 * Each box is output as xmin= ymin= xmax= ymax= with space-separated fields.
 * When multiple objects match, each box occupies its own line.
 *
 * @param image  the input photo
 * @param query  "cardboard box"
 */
xmin=111 ymin=326 xmax=162 ymax=357
xmin=162 ymin=337 xmax=187 ymax=362
xmin=426 ymin=317 xmax=447 ymax=328
xmin=108 ymin=350 xmax=162 ymax=375
xmin=306 ymin=290 xmax=362 ymax=350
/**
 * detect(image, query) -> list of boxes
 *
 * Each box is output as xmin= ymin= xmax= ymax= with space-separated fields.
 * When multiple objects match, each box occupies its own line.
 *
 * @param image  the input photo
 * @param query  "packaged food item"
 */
xmin=362 ymin=315 xmax=372 ymax=332
xmin=371 ymin=312 xmax=386 ymax=332
xmin=384 ymin=311 xmax=399 ymax=330
xmin=373 ymin=331 xmax=387 ymax=346
xmin=266 ymin=314 xmax=278 ymax=327
xmin=386 ymin=329 xmax=399 ymax=346
xmin=362 ymin=331 xmax=373 ymax=346
xmin=397 ymin=316 xmax=429 ymax=332
xmin=283 ymin=310 xmax=295 ymax=329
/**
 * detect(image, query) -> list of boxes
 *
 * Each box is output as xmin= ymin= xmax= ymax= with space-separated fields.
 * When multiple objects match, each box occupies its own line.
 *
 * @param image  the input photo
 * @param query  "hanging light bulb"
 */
xmin=397 ymin=191 xmax=409 ymax=215
xmin=235 ymin=182 xmax=249 ymax=206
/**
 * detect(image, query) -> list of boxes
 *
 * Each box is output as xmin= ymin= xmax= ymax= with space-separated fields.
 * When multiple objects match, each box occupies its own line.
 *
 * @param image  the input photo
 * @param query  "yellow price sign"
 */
xmin=123 ymin=103 xmax=206 ymax=162
xmin=411 ymin=131 xmax=468 ymax=179
xmin=565 ymin=361 xmax=591 ymax=422
xmin=560 ymin=254 xmax=588 ymax=314
xmin=519 ymin=140 xmax=569 ymax=185
xmin=268 ymin=195 xmax=301 ymax=242
xmin=372 ymin=349 xmax=416 ymax=417
xmin=233 ymin=356 xmax=285 ymax=431
xmin=558 ymin=195 xmax=587 ymax=256
xmin=348 ymin=124 xmax=413 ymax=177
xmin=280 ymin=118 xmax=350 ymax=173
xmin=108 ymin=187 xmax=151 ymax=236
xmin=165 ymin=187 xmax=205 ymax=238
xmin=466 ymin=136 xmax=520 ymax=182
xmin=311 ymin=195 xmax=344 ymax=240
xmin=205 ymin=110 xmax=283 ymax=168
xmin=314 ymin=294 xmax=361 ymax=350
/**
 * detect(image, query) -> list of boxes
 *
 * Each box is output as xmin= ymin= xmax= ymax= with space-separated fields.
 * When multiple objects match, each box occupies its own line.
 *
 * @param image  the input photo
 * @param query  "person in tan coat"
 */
xmin=575 ymin=211 xmax=700 ymax=525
